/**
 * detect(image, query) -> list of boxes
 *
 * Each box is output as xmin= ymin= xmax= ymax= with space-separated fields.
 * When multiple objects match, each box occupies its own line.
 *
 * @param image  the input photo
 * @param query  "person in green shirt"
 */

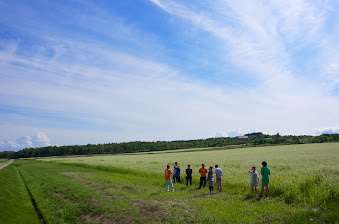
xmin=259 ymin=161 xmax=270 ymax=197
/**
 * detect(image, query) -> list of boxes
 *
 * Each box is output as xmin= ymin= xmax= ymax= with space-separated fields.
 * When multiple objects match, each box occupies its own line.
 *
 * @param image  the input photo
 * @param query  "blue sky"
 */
xmin=1 ymin=0 xmax=339 ymax=151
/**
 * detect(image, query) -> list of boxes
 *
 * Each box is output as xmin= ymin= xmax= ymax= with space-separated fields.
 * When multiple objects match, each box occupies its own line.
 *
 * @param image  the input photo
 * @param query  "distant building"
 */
xmin=237 ymin=136 xmax=249 ymax=142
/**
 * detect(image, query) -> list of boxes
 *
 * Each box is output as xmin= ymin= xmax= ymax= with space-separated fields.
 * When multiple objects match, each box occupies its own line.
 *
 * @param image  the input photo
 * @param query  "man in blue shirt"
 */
xmin=215 ymin=165 xmax=223 ymax=192
xmin=173 ymin=162 xmax=181 ymax=183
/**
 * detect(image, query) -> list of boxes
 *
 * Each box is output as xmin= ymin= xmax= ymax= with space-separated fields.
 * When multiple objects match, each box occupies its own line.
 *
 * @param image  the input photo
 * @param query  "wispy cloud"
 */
xmin=150 ymin=0 xmax=333 ymax=86
xmin=0 ymin=0 xmax=338 ymax=147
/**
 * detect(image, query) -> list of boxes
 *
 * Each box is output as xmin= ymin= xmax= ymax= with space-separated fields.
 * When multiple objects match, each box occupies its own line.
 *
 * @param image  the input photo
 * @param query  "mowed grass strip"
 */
xmin=0 ymin=162 xmax=40 ymax=224
xmin=15 ymin=160 xmax=195 ymax=223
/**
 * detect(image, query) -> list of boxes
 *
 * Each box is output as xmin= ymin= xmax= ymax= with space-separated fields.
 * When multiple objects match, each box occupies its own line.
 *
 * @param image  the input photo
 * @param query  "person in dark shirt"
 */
xmin=186 ymin=164 xmax=192 ymax=186
xmin=173 ymin=162 xmax=178 ymax=183
xmin=174 ymin=165 xmax=181 ymax=183
xmin=207 ymin=166 xmax=214 ymax=194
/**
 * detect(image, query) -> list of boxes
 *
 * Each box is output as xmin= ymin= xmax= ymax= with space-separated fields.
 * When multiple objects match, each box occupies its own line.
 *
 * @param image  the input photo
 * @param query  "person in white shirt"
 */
xmin=248 ymin=166 xmax=259 ymax=196
xmin=215 ymin=165 xmax=223 ymax=192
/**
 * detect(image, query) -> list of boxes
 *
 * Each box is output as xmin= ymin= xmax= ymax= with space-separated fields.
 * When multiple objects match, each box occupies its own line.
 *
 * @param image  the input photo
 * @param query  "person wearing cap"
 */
xmin=248 ymin=166 xmax=259 ymax=196
xmin=259 ymin=161 xmax=270 ymax=197
xmin=165 ymin=165 xmax=174 ymax=192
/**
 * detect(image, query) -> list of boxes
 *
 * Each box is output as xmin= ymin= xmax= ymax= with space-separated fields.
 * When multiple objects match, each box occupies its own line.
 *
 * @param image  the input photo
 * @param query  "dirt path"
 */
xmin=0 ymin=159 xmax=14 ymax=169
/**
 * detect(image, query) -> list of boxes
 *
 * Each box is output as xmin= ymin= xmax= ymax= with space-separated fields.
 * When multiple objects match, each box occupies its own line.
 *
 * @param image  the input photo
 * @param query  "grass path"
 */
xmin=0 ymin=161 xmax=40 ymax=224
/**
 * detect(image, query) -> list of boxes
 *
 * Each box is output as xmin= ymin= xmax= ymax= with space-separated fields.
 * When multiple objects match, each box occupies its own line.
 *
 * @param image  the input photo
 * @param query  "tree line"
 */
xmin=0 ymin=133 xmax=338 ymax=159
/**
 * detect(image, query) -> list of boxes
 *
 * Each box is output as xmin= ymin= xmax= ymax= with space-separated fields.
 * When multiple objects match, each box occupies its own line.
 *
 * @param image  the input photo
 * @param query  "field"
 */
xmin=0 ymin=158 xmax=9 ymax=163
xmin=1 ymin=143 xmax=339 ymax=223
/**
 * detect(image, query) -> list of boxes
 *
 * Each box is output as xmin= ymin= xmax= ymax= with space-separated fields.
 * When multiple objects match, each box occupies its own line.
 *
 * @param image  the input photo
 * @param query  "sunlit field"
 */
xmin=2 ymin=143 xmax=338 ymax=223
xmin=40 ymin=142 xmax=339 ymax=206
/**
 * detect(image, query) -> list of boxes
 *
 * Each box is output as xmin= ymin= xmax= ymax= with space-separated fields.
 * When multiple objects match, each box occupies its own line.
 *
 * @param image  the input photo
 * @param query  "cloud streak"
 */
xmin=150 ymin=0 xmax=329 ymax=83
xmin=0 ymin=0 xmax=338 ymax=147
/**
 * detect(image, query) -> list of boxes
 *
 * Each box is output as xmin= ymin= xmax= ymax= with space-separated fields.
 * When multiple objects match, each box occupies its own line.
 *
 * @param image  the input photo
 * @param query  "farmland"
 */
xmin=1 ymin=143 xmax=339 ymax=223
xmin=0 ymin=158 xmax=9 ymax=163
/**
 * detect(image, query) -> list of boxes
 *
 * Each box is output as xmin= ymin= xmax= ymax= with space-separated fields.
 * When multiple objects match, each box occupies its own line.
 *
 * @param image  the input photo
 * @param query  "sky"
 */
xmin=0 ymin=0 xmax=339 ymax=151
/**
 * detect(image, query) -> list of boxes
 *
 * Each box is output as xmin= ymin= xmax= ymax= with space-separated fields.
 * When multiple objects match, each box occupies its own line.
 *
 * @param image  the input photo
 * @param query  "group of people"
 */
xmin=165 ymin=161 xmax=271 ymax=197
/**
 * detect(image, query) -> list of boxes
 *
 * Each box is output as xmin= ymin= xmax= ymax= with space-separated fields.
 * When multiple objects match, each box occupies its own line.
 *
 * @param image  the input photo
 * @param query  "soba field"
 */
xmin=1 ymin=143 xmax=339 ymax=223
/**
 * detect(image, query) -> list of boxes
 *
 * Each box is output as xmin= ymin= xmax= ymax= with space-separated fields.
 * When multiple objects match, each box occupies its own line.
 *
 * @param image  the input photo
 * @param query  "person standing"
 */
xmin=259 ymin=161 xmax=270 ymax=197
xmin=173 ymin=162 xmax=178 ymax=183
xmin=248 ymin=166 xmax=259 ymax=196
xmin=186 ymin=164 xmax=192 ymax=186
xmin=165 ymin=165 xmax=174 ymax=192
xmin=215 ymin=165 xmax=223 ymax=192
xmin=198 ymin=163 xmax=208 ymax=190
xmin=207 ymin=166 xmax=214 ymax=194
xmin=174 ymin=164 xmax=181 ymax=183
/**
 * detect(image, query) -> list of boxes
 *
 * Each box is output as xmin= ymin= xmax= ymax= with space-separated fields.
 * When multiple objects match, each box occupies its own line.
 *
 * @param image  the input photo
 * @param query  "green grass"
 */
xmin=6 ymin=160 xmax=307 ymax=223
xmin=0 ymin=158 xmax=9 ymax=163
xmin=40 ymin=143 xmax=339 ymax=205
xmin=0 ymin=162 xmax=40 ymax=224
xmin=1 ymin=143 xmax=338 ymax=223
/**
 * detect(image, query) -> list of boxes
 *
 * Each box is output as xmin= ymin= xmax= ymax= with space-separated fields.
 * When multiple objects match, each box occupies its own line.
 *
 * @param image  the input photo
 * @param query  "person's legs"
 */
xmin=217 ymin=180 xmax=222 ymax=192
xmin=260 ymin=182 xmax=269 ymax=197
xmin=177 ymin=177 xmax=180 ymax=183
xmin=203 ymin=177 xmax=206 ymax=187
xmin=173 ymin=175 xmax=175 ymax=183
xmin=216 ymin=180 xmax=219 ymax=192
xmin=189 ymin=177 xmax=192 ymax=185
xmin=265 ymin=183 xmax=269 ymax=196
xmin=260 ymin=182 xmax=265 ymax=196
xmin=255 ymin=187 xmax=258 ymax=196
xmin=198 ymin=177 xmax=203 ymax=189
xmin=186 ymin=178 xmax=188 ymax=186
xmin=166 ymin=180 xmax=169 ymax=191
xmin=209 ymin=181 xmax=214 ymax=193
xmin=170 ymin=180 xmax=174 ymax=192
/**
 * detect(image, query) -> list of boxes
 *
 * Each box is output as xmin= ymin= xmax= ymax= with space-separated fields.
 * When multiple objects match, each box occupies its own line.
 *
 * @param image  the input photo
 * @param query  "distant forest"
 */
xmin=1 ymin=133 xmax=338 ymax=159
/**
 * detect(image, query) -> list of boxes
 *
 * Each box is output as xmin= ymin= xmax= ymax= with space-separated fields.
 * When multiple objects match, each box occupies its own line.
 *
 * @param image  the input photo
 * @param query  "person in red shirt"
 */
xmin=165 ymin=165 xmax=174 ymax=192
xmin=198 ymin=163 xmax=208 ymax=190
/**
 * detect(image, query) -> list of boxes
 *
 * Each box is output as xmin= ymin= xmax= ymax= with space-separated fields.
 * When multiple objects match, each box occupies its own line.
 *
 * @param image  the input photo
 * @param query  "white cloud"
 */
xmin=314 ymin=126 xmax=339 ymax=135
xmin=0 ymin=132 xmax=51 ymax=152
xmin=215 ymin=129 xmax=257 ymax=138
xmin=32 ymin=132 xmax=51 ymax=147
xmin=319 ymin=33 xmax=339 ymax=93
xmin=215 ymin=131 xmax=228 ymax=138
xmin=149 ymin=0 xmax=334 ymax=90
xmin=16 ymin=136 xmax=33 ymax=148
